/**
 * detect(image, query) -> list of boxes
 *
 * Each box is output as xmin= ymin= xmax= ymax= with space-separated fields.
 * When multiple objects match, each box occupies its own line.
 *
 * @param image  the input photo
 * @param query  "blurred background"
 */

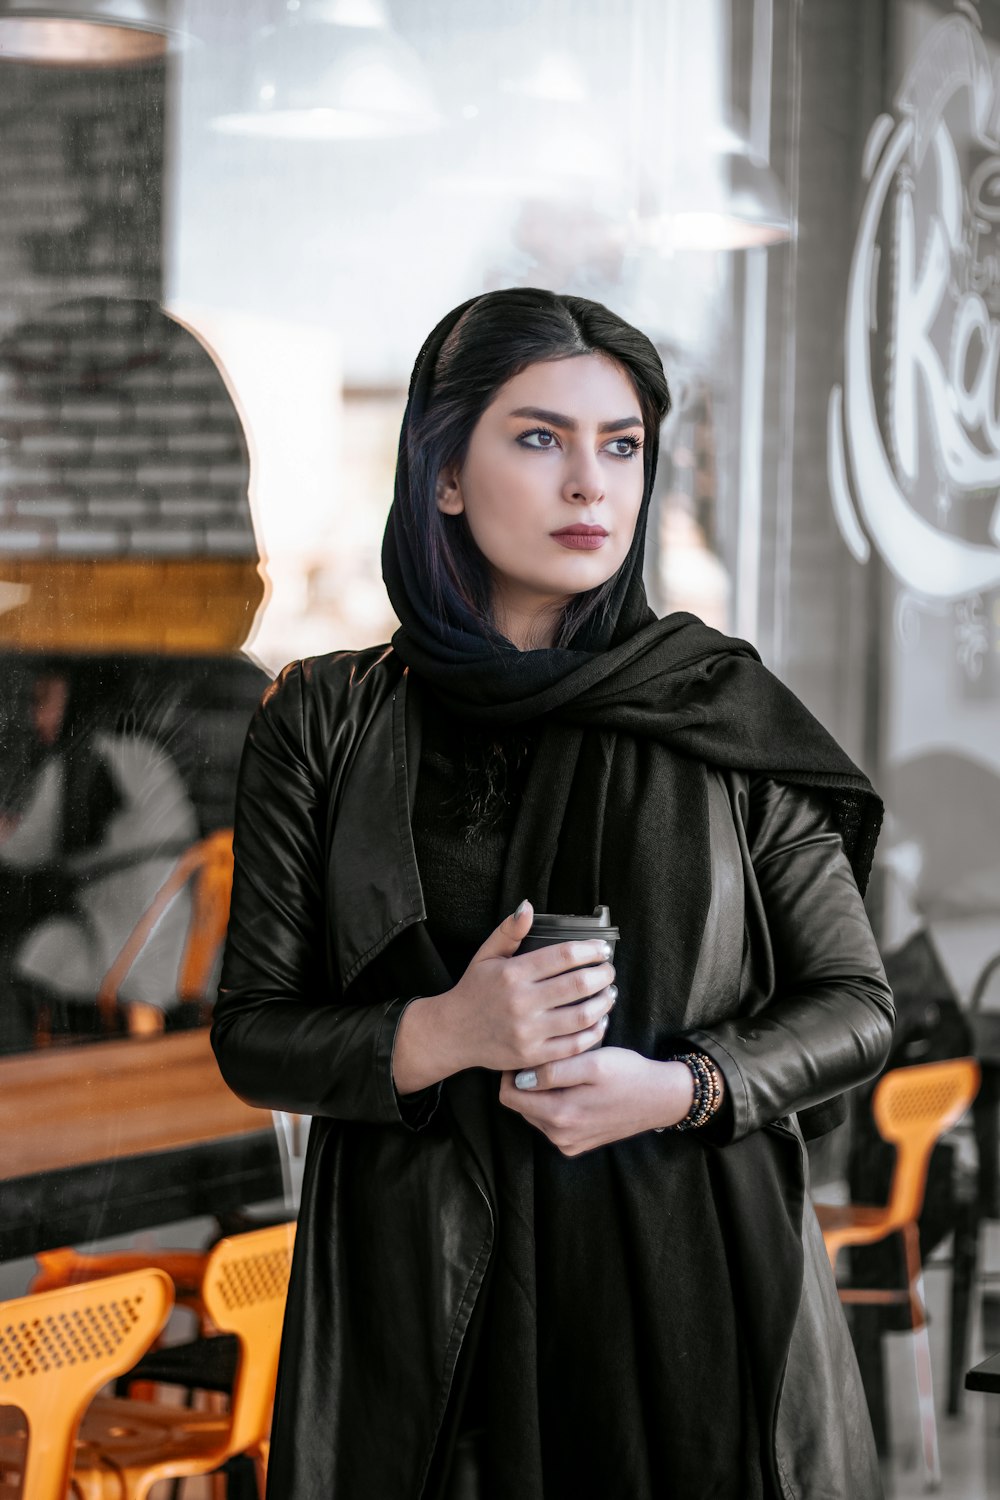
xmin=1 ymin=0 xmax=1000 ymax=1495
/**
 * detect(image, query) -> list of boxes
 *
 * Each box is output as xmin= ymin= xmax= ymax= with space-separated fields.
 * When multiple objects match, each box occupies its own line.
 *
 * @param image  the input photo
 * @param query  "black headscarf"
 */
xmin=381 ymin=287 xmax=882 ymax=889
xmin=381 ymin=289 xmax=884 ymax=1500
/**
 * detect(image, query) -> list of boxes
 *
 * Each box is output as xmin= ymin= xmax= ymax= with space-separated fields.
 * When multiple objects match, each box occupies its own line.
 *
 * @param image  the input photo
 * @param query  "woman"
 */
xmin=212 ymin=288 xmax=894 ymax=1500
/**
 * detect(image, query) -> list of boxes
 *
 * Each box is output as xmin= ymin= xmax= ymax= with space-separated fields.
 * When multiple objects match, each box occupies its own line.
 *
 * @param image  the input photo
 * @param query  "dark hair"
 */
xmin=406 ymin=288 xmax=671 ymax=651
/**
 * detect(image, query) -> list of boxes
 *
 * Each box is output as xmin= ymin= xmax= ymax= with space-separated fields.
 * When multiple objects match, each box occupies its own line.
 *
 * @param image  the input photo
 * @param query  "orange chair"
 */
xmin=96 ymin=828 xmax=235 ymax=1036
xmin=30 ymin=1247 xmax=211 ymax=1414
xmin=813 ymin=1057 xmax=981 ymax=1493
xmin=28 ymin=1104 xmax=307 ymax=1312
xmin=77 ymin=1220 xmax=296 ymax=1498
xmin=0 ymin=1267 xmax=173 ymax=1500
xmin=31 ymin=1246 xmax=208 ymax=1309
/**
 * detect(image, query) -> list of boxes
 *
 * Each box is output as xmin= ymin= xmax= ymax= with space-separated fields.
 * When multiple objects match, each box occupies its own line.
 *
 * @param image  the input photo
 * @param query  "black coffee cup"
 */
xmin=515 ymin=904 xmax=619 ymax=1048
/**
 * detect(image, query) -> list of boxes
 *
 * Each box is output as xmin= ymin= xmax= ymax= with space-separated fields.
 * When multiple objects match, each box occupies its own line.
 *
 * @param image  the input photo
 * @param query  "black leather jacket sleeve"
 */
xmin=681 ymin=775 xmax=895 ymax=1146
xmin=211 ymin=662 xmax=436 ymax=1130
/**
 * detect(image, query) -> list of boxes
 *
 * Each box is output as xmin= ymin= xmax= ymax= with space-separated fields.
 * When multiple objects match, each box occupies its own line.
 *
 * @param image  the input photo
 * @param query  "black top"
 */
xmin=411 ymin=692 xmax=533 ymax=980
xmin=411 ymin=693 xmax=532 ymax=1471
xmin=411 ymin=695 xmax=764 ymax=1500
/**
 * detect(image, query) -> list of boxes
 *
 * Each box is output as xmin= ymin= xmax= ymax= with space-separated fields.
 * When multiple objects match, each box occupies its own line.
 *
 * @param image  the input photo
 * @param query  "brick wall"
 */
xmin=0 ymin=58 xmax=263 ymax=650
xmin=0 ymin=296 xmax=255 ymax=561
xmin=0 ymin=61 xmax=162 ymax=330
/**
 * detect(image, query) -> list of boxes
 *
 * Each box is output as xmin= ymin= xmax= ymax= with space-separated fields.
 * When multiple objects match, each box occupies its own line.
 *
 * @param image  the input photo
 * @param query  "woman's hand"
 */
xmin=498 ymin=1048 xmax=705 ymax=1156
xmin=392 ymin=899 xmax=617 ymax=1093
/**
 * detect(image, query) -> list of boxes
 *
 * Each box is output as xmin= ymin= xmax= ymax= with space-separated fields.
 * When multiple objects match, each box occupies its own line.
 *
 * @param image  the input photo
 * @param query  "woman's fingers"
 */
xmin=525 ymin=1013 xmax=610 ymax=1067
xmin=517 ymin=939 xmax=614 ymax=982
xmin=512 ymin=1051 xmax=600 ymax=1092
xmin=544 ymin=985 xmax=617 ymax=1038
xmin=537 ymin=959 xmax=616 ymax=1010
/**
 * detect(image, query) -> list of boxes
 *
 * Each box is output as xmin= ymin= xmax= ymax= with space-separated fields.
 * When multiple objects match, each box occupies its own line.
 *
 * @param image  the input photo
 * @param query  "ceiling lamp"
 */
xmin=429 ymin=93 xmax=623 ymax=206
xmin=0 ymin=0 xmax=175 ymax=65
xmin=500 ymin=52 xmax=590 ymax=105
xmin=315 ymin=0 xmax=387 ymax=23
xmin=212 ymin=0 xmax=440 ymax=142
xmin=639 ymin=125 xmax=793 ymax=252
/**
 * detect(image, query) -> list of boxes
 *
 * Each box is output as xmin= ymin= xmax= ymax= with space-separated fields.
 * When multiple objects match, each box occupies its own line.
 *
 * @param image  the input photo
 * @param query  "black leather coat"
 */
xmin=212 ymin=644 xmax=895 ymax=1500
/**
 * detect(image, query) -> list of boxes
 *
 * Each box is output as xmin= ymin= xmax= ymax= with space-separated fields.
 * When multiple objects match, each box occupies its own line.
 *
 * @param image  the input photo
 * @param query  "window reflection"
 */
xmin=0 ymin=296 xmax=267 ymax=1052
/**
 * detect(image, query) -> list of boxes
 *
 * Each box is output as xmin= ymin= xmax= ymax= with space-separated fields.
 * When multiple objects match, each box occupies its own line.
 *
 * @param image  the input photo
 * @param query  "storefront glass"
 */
xmin=2 ymin=2 xmax=998 ymax=1492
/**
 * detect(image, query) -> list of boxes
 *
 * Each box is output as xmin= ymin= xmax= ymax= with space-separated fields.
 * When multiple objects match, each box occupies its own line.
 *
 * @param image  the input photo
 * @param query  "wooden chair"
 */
xmin=0 ymin=1268 xmax=173 ymax=1500
xmin=96 ymin=827 xmax=235 ymax=1037
xmin=77 ymin=1220 xmax=296 ymax=1498
xmin=813 ymin=1057 xmax=981 ymax=1493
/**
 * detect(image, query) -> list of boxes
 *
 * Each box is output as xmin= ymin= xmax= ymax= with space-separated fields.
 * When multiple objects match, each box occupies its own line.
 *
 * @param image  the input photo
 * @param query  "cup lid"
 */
xmin=530 ymin=904 xmax=614 ymax=930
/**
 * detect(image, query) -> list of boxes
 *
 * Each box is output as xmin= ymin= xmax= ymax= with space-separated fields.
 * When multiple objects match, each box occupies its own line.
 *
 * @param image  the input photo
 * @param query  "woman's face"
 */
xmin=436 ymin=354 xmax=646 ymax=648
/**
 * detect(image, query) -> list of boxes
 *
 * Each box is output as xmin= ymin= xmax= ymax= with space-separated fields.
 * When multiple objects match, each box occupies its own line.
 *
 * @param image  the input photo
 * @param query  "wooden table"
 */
xmin=0 ymin=1030 xmax=284 ymax=1259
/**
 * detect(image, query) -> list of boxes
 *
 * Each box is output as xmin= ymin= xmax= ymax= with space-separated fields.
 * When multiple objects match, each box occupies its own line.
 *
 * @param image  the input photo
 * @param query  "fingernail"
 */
xmin=609 ymin=985 xmax=618 ymax=1003
xmin=513 ymin=898 xmax=530 ymax=917
xmin=600 ymin=1015 xmax=610 ymax=1031
xmin=514 ymin=1069 xmax=537 ymax=1089
xmin=600 ymin=941 xmax=612 ymax=959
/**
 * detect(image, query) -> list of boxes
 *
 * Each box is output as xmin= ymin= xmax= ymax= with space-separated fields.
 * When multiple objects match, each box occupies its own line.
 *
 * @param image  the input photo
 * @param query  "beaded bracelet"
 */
xmin=653 ymin=1051 xmax=724 ymax=1133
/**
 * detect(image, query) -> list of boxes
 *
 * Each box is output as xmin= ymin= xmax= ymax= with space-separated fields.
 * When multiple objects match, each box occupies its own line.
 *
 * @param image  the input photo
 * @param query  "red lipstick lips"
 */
xmin=551 ymin=523 xmax=608 ymax=550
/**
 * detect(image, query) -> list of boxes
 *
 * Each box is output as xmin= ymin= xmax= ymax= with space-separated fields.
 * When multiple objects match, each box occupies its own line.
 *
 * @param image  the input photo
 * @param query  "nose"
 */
xmin=561 ymin=450 xmax=606 ymax=506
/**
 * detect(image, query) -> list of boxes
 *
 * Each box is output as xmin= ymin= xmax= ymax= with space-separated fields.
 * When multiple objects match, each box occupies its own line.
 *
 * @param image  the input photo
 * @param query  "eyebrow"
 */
xmin=507 ymin=406 xmax=643 ymax=434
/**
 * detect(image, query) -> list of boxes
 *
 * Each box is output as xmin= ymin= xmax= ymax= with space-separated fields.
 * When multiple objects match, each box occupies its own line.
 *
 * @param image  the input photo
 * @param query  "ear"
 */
xmin=435 ymin=464 xmax=464 ymax=516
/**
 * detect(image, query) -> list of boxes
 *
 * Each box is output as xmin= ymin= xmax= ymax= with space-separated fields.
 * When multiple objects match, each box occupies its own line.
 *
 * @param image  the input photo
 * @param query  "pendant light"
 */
xmin=212 ymin=0 xmax=440 ymax=142
xmin=638 ymin=124 xmax=793 ymax=253
xmin=0 ymin=0 xmax=175 ymax=66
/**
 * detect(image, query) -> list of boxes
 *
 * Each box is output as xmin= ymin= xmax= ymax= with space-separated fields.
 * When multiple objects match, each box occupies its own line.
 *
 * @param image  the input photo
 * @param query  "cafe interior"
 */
xmin=1 ymin=0 xmax=1000 ymax=1494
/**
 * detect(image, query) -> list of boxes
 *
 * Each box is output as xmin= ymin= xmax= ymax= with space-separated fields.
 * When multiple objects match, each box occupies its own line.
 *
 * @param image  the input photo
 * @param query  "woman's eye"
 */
xmin=609 ymin=436 xmax=643 ymax=459
xmin=518 ymin=427 xmax=559 ymax=450
xmin=518 ymin=428 xmax=643 ymax=459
